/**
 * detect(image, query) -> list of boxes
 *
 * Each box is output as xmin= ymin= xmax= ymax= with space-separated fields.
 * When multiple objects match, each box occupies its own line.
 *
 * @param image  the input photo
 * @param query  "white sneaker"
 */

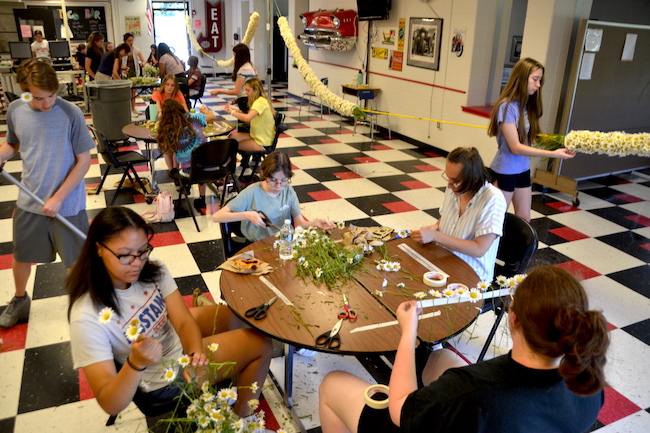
xmin=131 ymin=111 xmax=140 ymax=118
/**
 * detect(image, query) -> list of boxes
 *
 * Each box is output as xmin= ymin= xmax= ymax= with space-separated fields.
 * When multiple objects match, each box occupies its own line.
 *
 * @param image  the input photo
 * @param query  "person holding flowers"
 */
xmin=67 ymin=206 xmax=273 ymax=417
xmin=487 ymin=57 xmax=576 ymax=222
xmin=319 ymin=266 xmax=609 ymax=433
xmin=412 ymin=147 xmax=507 ymax=282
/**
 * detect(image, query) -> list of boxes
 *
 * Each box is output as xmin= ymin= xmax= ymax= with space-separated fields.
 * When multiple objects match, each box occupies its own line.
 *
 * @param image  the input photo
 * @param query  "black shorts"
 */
xmin=489 ymin=168 xmax=531 ymax=192
xmin=358 ymin=404 xmax=400 ymax=433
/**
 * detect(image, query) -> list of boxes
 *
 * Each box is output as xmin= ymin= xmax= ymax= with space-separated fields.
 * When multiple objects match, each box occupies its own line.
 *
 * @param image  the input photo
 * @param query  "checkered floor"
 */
xmin=1 ymin=77 xmax=649 ymax=432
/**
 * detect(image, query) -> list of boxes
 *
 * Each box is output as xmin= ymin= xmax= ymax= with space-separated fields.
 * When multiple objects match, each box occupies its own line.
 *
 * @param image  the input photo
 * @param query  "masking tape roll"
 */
xmin=423 ymin=271 xmax=447 ymax=287
xmin=364 ymin=384 xmax=389 ymax=410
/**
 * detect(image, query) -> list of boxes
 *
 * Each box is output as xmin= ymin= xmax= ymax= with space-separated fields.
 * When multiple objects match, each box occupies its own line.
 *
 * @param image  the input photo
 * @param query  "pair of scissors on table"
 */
xmin=255 ymin=210 xmax=281 ymax=231
xmin=315 ymin=319 xmax=343 ymax=349
xmin=338 ymin=295 xmax=357 ymax=321
xmin=245 ymin=296 xmax=277 ymax=320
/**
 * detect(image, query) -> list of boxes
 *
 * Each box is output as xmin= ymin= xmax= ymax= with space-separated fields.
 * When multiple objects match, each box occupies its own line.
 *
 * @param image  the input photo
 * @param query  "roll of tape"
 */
xmin=364 ymin=384 xmax=389 ymax=410
xmin=423 ymin=271 xmax=447 ymax=287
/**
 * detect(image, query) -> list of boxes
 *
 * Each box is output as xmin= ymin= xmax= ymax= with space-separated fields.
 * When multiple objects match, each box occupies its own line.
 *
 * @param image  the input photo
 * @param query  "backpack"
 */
xmin=141 ymin=191 xmax=175 ymax=223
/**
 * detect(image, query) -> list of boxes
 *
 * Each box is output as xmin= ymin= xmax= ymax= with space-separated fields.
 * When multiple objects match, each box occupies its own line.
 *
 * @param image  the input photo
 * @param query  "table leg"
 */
xmin=144 ymin=140 xmax=159 ymax=196
xmin=283 ymin=343 xmax=294 ymax=408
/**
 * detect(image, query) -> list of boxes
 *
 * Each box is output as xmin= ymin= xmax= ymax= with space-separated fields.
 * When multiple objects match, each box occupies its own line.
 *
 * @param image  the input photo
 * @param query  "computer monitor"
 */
xmin=49 ymin=41 xmax=71 ymax=59
xmin=9 ymin=42 xmax=32 ymax=60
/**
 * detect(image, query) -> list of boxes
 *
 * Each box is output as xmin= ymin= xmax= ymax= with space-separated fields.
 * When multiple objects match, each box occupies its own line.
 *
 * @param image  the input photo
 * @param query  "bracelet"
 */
xmin=126 ymin=356 xmax=146 ymax=372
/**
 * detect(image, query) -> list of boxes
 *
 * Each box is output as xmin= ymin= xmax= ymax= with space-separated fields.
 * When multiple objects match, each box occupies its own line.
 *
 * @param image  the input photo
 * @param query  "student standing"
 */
xmin=85 ymin=32 xmax=105 ymax=80
xmin=31 ymin=30 xmax=50 ymax=58
xmin=488 ymin=57 xmax=575 ymax=221
xmin=0 ymin=59 xmax=94 ymax=328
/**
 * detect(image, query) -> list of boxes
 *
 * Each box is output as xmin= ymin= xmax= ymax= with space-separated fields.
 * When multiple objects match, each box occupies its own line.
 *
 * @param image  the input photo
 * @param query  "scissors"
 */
xmin=337 ymin=295 xmax=358 ymax=321
xmin=255 ymin=210 xmax=281 ymax=231
xmin=245 ymin=296 xmax=277 ymax=320
xmin=315 ymin=319 xmax=343 ymax=349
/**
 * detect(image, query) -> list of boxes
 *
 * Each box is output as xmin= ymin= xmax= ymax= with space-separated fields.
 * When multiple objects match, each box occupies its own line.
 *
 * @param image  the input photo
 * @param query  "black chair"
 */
xmin=219 ymin=219 xmax=253 ymax=262
xmin=476 ymin=213 xmax=539 ymax=362
xmin=189 ymin=74 xmax=207 ymax=108
xmin=172 ymin=138 xmax=240 ymax=232
xmin=5 ymin=92 xmax=20 ymax=102
xmin=238 ymin=112 xmax=288 ymax=182
xmin=89 ymin=127 xmax=152 ymax=205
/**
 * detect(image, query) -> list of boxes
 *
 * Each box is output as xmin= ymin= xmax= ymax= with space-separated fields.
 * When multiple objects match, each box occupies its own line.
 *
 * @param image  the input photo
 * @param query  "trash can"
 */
xmin=86 ymin=80 xmax=132 ymax=141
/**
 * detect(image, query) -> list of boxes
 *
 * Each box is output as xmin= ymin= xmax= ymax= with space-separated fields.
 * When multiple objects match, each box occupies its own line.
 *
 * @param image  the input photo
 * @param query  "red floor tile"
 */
xmin=382 ymin=201 xmax=418 ymax=213
xmin=546 ymin=201 xmax=580 ymax=212
xmin=134 ymin=165 xmax=148 ymax=172
xmin=150 ymin=231 xmax=186 ymax=247
xmin=0 ymin=322 xmax=28 ymax=352
xmin=308 ymin=190 xmax=341 ymax=201
xmin=598 ymin=387 xmax=642 ymax=425
xmin=414 ymin=164 xmax=440 ymax=172
xmin=0 ymin=253 xmax=13 ymax=271
xmin=297 ymin=150 xmax=322 ymax=156
xmin=354 ymin=156 xmax=380 ymax=164
xmin=318 ymin=138 xmax=340 ymax=144
xmin=424 ymin=151 xmax=442 ymax=157
xmin=401 ymin=180 xmax=431 ymax=190
xmin=133 ymin=194 xmax=148 ymax=204
xmin=289 ymin=124 xmax=310 ymax=129
xmin=549 ymin=227 xmax=589 ymax=241
xmin=336 ymin=129 xmax=354 ymax=134
xmin=258 ymin=397 xmax=280 ymax=431
xmin=613 ymin=193 xmax=644 ymax=203
xmin=371 ymin=144 xmax=392 ymax=150
xmin=553 ymin=260 xmax=601 ymax=281
xmin=335 ymin=171 xmax=363 ymax=180
xmin=625 ymin=214 xmax=650 ymax=227
xmin=639 ymin=243 xmax=650 ymax=251
xmin=78 ymin=369 xmax=95 ymax=401
xmin=90 ymin=158 xmax=99 ymax=165
xmin=279 ymin=133 xmax=290 ymax=138
xmin=606 ymin=322 xmax=618 ymax=331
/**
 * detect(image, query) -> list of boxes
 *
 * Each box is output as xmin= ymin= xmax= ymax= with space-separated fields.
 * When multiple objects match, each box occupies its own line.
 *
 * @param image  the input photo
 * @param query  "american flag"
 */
xmin=145 ymin=0 xmax=154 ymax=36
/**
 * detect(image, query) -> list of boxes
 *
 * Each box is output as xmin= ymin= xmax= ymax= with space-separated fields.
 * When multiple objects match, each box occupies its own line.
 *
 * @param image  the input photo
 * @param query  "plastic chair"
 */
xmin=89 ymin=126 xmax=152 ymax=205
xmin=353 ymin=89 xmax=391 ymax=141
xmin=299 ymin=77 xmax=328 ymax=116
xmin=172 ymin=138 xmax=240 ymax=232
xmin=476 ymin=213 xmax=539 ymax=362
xmin=238 ymin=113 xmax=288 ymax=183
xmin=189 ymin=74 xmax=207 ymax=108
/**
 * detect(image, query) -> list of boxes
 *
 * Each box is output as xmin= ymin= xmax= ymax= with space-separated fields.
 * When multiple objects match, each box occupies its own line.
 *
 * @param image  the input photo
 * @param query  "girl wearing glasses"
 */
xmin=212 ymin=151 xmax=335 ymax=242
xmin=488 ymin=58 xmax=575 ymax=222
xmin=67 ymin=206 xmax=273 ymax=417
xmin=412 ymin=147 xmax=507 ymax=282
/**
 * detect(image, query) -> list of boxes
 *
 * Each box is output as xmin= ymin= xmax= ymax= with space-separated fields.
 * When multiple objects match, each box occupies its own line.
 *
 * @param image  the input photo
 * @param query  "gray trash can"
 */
xmin=86 ymin=80 xmax=132 ymax=141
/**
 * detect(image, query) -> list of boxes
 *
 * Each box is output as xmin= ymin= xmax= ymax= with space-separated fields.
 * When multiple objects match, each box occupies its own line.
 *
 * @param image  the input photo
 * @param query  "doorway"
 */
xmin=153 ymin=1 xmax=190 ymax=64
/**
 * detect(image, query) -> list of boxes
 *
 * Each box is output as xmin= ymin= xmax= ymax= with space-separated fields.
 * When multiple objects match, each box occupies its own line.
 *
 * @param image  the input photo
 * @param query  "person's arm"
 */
xmin=158 ymin=60 xmax=166 ymax=77
xmin=0 ymin=140 xmax=19 ymax=165
xmin=294 ymin=214 xmax=336 ymax=231
xmin=501 ymin=122 xmax=575 ymax=159
xmin=413 ymin=226 xmax=498 ymax=258
xmin=41 ymin=150 xmax=91 ymax=217
xmin=180 ymin=96 xmax=189 ymax=113
xmin=111 ymin=58 xmax=121 ymax=79
xmin=82 ymin=336 xmax=163 ymax=415
xmin=388 ymin=301 xmax=421 ymax=425
xmin=164 ymin=290 xmax=208 ymax=368
xmin=212 ymin=205 xmax=266 ymax=227
xmin=225 ymin=104 xmax=258 ymax=124
xmin=85 ymin=56 xmax=95 ymax=79
xmin=210 ymin=75 xmax=245 ymax=96
xmin=199 ymin=106 xmax=216 ymax=123
xmin=137 ymin=49 xmax=146 ymax=65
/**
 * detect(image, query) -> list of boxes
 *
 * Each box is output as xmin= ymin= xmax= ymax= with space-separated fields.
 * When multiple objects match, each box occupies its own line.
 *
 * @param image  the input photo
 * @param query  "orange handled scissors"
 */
xmin=337 ymin=295 xmax=357 ymax=321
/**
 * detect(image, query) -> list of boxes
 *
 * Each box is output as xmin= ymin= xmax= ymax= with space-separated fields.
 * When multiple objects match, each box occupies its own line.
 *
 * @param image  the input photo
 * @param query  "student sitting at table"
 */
xmin=186 ymin=56 xmax=203 ymax=97
xmin=95 ymin=43 xmax=131 ymax=81
xmin=212 ymin=151 xmax=335 ymax=242
xmin=224 ymin=78 xmax=275 ymax=153
xmin=319 ymin=266 xmax=609 ymax=433
xmin=157 ymin=99 xmax=216 ymax=213
xmin=411 ymin=147 xmax=507 ymax=282
xmin=152 ymin=74 xmax=189 ymax=114
xmin=67 ymin=206 xmax=273 ymax=418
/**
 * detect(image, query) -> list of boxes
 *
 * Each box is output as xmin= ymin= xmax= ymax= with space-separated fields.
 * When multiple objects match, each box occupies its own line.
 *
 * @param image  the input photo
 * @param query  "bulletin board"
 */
xmin=558 ymin=20 xmax=650 ymax=180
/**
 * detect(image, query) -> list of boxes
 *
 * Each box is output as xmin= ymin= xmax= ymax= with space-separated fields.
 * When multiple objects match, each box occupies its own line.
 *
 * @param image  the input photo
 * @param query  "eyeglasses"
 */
xmin=100 ymin=243 xmax=154 ymax=265
xmin=441 ymin=171 xmax=462 ymax=188
xmin=266 ymin=176 xmax=290 ymax=186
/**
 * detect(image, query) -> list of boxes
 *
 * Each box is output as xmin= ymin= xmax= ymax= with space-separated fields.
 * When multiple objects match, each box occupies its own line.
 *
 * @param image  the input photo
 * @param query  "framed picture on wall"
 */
xmin=510 ymin=35 xmax=523 ymax=63
xmin=407 ymin=17 xmax=443 ymax=70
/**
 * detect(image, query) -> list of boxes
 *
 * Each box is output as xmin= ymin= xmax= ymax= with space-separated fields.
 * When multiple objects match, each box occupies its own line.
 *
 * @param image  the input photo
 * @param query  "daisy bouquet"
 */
xmin=535 ymin=131 xmax=650 ymax=157
xmin=142 ymin=64 xmax=159 ymax=78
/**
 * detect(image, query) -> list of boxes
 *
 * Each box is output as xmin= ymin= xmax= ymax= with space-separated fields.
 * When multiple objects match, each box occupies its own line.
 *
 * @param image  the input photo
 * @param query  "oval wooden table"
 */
xmin=219 ymin=231 xmax=481 ymax=410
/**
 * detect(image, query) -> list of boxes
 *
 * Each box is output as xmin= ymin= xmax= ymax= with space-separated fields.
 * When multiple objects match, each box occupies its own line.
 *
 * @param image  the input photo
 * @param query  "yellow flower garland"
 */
xmin=186 ymin=12 xmax=260 ymax=68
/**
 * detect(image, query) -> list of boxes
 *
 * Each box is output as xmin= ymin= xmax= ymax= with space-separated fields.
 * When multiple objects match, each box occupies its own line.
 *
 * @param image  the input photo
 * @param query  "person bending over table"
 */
xmin=67 ymin=206 xmax=273 ymax=417
xmin=224 ymin=78 xmax=275 ymax=154
xmin=95 ymin=43 xmax=130 ymax=81
xmin=152 ymin=74 xmax=189 ymax=114
xmin=411 ymin=147 xmax=507 ymax=282
xmin=212 ymin=151 xmax=335 ymax=242
xmin=157 ymin=99 xmax=216 ymax=213
xmin=319 ymin=266 xmax=609 ymax=433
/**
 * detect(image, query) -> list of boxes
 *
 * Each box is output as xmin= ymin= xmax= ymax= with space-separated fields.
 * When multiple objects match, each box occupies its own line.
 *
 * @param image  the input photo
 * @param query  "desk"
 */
xmin=219 ymin=233 xmax=480 ymax=409
xmin=131 ymin=82 xmax=160 ymax=99
xmin=341 ymin=84 xmax=381 ymax=98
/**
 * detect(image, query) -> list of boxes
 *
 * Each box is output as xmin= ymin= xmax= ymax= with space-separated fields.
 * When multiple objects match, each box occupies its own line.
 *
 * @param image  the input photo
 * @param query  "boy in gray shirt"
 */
xmin=0 ymin=59 xmax=94 ymax=328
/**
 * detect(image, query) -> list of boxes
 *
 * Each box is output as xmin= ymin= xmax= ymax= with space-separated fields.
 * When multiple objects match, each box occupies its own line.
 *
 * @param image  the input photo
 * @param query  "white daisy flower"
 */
xmin=337 ymin=221 xmax=345 ymax=230
xmin=468 ymin=288 xmax=482 ymax=303
xmin=247 ymin=398 xmax=260 ymax=411
xmin=201 ymin=381 xmax=210 ymax=393
xmin=413 ymin=291 xmax=426 ymax=299
xmin=298 ymin=257 xmax=305 ymax=264
xmin=315 ymin=268 xmax=323 ymax=278
xmin=163 ymin=368 xmax=177 ymax=382
xmin=202 ymin=392 xmax=215 ymax=402
xmin=208 ymin=342 xmax=219 ymax=352
xmin=375 ymin=290 xmax=384 ymax=297
xmin=382 ymin=278 xmax=388 ymax=288
xmin=125 ymin=325 xmax=141 ymax=341
xmin=98 ymin=306 xmax=114 ymax=324
xmin=347 ymin=257 xmax=354 ymax=264
xmin=442 ymin=288 xmax=456 ymax=298
xmin=302 ymin=260 xmax=309 ymax=268
xmin=476 ymin=281 xmax=491 ymax=291
xmin=250 ymin=381 xmax=259 ymax=393
xmin=291 ymin=250 xmax=298 ymax=259
xmin=210 ymin=409 xmax=225 ymax=422
xmin=397 ymin=282 xmax=405 ymax=289
xmin=429 ymin=290 xmax=442 ymax=298
xmin=456 ymin=287 xmax=468 ymax=296
xmin=20 ymin=92 xmax=33 ymax=102
xmin=178 ymin=354 xmax=191 ymax=368
xmin=496 ymin=275 xmax=508 ymax=287
xmin=233 ymin=419 xmax=245 ymax=431
xmin=197 ymin=415 xmax=210 ymax=428
xmin=392 ymin=262 xmax=401 ymax=271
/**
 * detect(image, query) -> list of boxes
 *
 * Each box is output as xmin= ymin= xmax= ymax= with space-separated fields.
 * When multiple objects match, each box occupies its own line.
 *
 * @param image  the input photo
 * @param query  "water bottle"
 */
xmin=279 ymin=219 xmax=294 ymax=260
xmin=356 ymin=70 xmax=363 ymax=85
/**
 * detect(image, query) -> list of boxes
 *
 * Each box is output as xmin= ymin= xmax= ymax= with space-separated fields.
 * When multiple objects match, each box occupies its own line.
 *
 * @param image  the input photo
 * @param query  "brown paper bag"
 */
xmin=218 ymin=251 xmax=273 ymax=275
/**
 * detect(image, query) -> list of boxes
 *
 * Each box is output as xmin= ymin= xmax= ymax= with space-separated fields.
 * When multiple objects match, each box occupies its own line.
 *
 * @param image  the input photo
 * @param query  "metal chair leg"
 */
xmin=477 ymin=306 xmax=507 ymax=362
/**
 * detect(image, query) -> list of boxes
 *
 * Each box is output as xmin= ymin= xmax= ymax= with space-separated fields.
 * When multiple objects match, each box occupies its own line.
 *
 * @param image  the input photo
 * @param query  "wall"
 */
xmin=0 ymin=1 xmax=25 ymax=55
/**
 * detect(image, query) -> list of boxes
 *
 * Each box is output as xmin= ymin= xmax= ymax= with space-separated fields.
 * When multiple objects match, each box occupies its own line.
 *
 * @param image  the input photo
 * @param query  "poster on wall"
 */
xmin=66 ymin=7 xmax=107 ymax=42
xmin=407 ymin=17 xmax=443 ymax=70
xmin=372 ymin=47 xmax=388 ymax=59
xmin=382 ymin=29 xmax=395 ymax=45
xmin=398 ymin=18 xmax=405 ymax=51
xmin=125 ymin=16 xmax=141 ymax=36
xmin=389 ymin=50 xmax=403 ymax=71
xmin=195 ymin=0 xmax=224 ymax=53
